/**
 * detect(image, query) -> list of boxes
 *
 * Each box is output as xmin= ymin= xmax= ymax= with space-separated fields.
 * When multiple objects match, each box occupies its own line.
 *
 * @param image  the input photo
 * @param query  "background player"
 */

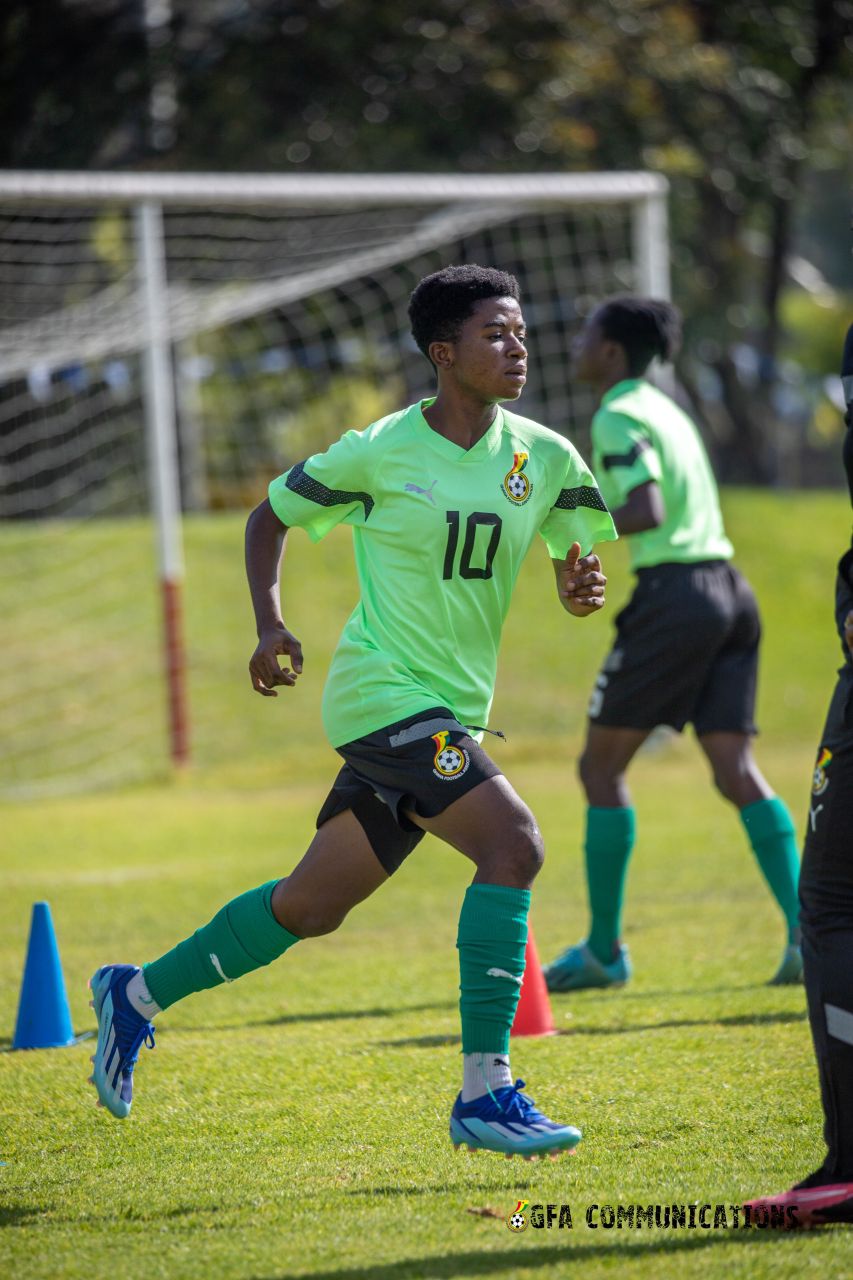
xmin=745 ymin=323 xmax=853 ymax=1227
xmin=86 ymin=265 xmax=617 ymax=1159
xmin=544 ymin=296 xmax=802 ymax=993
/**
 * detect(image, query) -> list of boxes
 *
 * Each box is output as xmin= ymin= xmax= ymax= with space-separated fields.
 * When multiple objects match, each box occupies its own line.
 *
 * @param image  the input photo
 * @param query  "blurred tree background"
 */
xmin=1 ymin=0 xmax=851 ymax=484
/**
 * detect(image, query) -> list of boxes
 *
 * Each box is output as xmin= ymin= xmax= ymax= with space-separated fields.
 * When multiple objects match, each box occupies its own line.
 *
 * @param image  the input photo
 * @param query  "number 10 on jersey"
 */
xmin=443 ymin=511 xmax=503 ymax=581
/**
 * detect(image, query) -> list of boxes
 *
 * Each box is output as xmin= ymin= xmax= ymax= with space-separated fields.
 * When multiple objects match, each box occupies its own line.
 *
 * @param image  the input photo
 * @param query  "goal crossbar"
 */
xmin=0 ymin=169 xmax=669 ymax=796
xmin=0 ymin=170 xmax=668 ymax=208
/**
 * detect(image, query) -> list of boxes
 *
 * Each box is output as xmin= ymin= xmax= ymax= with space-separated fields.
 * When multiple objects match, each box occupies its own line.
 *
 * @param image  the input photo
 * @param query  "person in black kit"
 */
xmin=746 ymin=323 xmax=853 ymax=1227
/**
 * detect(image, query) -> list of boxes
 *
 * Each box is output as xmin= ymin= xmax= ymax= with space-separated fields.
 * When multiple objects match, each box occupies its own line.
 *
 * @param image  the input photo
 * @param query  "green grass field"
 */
xmin=2 ymin=489 xmax=852 ymax=1279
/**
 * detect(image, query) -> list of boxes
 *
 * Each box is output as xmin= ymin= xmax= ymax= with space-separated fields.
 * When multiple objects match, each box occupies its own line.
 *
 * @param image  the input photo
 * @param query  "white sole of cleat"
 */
xmin=453 ymin=1138 xmax=578 ymax=1159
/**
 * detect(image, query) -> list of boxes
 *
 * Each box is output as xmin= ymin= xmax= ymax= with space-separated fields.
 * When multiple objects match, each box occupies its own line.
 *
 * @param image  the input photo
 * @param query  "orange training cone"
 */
xmin=511 ymin=928 xmax=557 ymax=1037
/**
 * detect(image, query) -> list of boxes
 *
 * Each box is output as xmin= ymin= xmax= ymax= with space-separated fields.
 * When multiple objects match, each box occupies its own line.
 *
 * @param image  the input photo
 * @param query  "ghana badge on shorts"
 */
xmin=501 ymin=451 xmax=532 ymax=505
xmin=813 ymin=746 xmax=833 ymax=796
xmin=431 ymin=730 xmax=470 ymax=781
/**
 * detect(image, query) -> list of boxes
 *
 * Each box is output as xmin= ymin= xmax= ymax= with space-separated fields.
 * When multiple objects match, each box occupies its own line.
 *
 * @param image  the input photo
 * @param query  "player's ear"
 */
xmin=429 ymin=339 xmax=454 ymax=370
xmin=603 ymin=338 xmax=624 ymax=369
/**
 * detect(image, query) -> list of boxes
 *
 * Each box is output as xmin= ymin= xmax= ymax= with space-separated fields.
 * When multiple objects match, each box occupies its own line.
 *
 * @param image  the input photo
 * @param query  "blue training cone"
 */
xmin=13 ymin=902 xmax=75 ymax=1050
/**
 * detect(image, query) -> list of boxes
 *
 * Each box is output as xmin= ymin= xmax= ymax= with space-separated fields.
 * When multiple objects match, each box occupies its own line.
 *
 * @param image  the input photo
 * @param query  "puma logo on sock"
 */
xmin=487 ymin=967 xmax=523 ymax=985
xmin=209 ymin=953 xmax=233 ymax=983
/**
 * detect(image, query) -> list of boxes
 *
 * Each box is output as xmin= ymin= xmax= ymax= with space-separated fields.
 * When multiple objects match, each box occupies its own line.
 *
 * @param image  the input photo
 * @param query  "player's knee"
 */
xmin=710 ymin=767 xmax=735 ymax=803
xmin=577 ymin=750 xmax=595 ymax=795
xmin=709 ymin=762 xmax=750 ymax=806
xmin=284 ymin=899 xmax=347 ymax=938
xmin=578 ymin=750 xmax=619 ymax=805
xmin=506 ymin=816 xmax=545 ymax=883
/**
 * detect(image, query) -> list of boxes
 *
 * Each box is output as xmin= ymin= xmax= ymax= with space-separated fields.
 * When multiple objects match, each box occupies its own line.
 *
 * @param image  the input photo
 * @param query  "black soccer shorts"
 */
xmin=588 ymin=559 xmax=761 ymax=735
xmin=316 ymin=707 xmax=503 ymax=874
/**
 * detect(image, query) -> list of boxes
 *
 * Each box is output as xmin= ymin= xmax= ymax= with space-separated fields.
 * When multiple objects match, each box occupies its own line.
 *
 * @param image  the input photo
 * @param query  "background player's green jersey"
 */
xmin=269 ymin=399 xmax=616 ymax=747
xmin=591 ymin=378 xmax=734 ymax=572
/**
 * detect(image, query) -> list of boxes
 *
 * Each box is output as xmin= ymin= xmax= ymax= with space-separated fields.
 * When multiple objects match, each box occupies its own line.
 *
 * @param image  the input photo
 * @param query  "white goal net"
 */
xmin=0 ymin=171 xmax=668 ymax=796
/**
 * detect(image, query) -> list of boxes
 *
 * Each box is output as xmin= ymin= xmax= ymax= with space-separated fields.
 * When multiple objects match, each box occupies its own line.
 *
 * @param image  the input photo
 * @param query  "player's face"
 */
xmin=571 ymin=313 xmax=609 ymax=383
xmin=443 ymin=296 xmax=528 ymax=402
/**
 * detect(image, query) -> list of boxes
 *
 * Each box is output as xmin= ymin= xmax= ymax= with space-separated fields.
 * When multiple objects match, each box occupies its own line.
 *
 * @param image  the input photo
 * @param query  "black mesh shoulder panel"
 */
xmin=552 ymin=486 xmax=608 ymax=512
xmin=285 ymin=460 xmax=374 ymax=520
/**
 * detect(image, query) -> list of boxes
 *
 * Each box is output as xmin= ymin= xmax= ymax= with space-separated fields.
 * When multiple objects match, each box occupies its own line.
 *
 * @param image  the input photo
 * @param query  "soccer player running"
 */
xmin=88 ymin=265 xmax=617 ymax=1159
xmin=746 ymin=323 xmax=853 ymax=1227
xmin=543 ymin=296 xmax=802 ymax=993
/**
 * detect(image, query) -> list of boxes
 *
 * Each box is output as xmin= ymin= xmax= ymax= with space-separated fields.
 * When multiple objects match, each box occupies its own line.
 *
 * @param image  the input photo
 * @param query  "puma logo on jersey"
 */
xmin=404 ymin=479 xmax=437 ymax=505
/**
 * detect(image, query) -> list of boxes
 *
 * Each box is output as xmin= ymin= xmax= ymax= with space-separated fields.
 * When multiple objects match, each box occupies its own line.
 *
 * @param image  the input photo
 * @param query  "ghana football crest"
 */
xmin=812 ymin=746 xmax=833 ymax=796
xmin=501 ymin=451 xmax=533 ymax=505
xmin=431 ymin=730 xmax=469 ymax=781
xmin=507 ymin=1200 xmax=529 ymax=1232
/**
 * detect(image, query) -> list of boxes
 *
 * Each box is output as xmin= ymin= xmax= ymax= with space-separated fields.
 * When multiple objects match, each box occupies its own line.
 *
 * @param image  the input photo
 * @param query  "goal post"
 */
xmin=0 ymin=169 xmax=668 ymax=797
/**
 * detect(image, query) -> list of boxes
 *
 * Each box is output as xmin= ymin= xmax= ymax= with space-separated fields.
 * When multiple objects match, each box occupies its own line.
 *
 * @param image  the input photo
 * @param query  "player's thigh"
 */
xmin=407 ymin=774 xmax=543 ymax=882
xmin=271 ymin=808 xmax=390 ymax=935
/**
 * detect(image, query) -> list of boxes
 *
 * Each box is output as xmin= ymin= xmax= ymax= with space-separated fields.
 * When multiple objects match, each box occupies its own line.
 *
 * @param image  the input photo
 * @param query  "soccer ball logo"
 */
xmin=431 ymin=730 xmax=469 ymax=780
xmin=437 ymin=746 xmax=464 ymax=772
xmin=502 ymin=451 xmax=532 ymax=505
xmin=507 ymin=1200 xmax=529 ymax=1232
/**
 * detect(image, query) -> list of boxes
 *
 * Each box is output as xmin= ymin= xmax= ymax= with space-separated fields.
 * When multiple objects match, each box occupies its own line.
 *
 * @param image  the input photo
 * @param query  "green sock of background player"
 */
xmin=584 ymin=806 xmax=635 ymax=966
xmin=740 ymin=796 xmax=801 ymax=943
xmin=581 ymin=798 xmax=799 ymax=966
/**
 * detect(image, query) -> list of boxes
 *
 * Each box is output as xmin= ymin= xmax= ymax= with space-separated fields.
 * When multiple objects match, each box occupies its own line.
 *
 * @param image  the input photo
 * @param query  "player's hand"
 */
xmin=555 ymin=542 xmax=606 ymax=617
xmin=844 ymin=609 xmax=853 ymax=658
xmin=249 ymin=624 xmax=303 ymax=696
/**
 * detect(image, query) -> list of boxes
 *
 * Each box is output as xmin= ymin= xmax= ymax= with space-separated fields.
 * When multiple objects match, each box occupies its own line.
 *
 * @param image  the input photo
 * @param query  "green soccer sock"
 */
xmin=142 ymin=880 xmax=300 ymax=1011
xmin=585 ymin=806 xmax=636 ymax=965
xmin=457 ymin=883 xmax=530 ymax=1055
xmin=740 ymin=796 xmax=801 ymax=942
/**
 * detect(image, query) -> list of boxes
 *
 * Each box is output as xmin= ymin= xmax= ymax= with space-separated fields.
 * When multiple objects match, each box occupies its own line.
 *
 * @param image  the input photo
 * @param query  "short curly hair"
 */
xmin=595 ymin=296 xmax=682 ymax=376
xmin=408 ymin=264 xmax=521 ymax=360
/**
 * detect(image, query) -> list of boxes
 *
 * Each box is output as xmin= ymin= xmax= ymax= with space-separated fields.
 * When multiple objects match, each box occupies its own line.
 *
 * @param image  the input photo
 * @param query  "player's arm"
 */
xmin=608 ymin=479 xmax=665 ymax=535
xmin=245 ymin=497 xmax=303 ymax=697
xmin=592 ymin=409 xmax=663 ymax=535
xmin=552 ymin=541 xmax=607 ymax=617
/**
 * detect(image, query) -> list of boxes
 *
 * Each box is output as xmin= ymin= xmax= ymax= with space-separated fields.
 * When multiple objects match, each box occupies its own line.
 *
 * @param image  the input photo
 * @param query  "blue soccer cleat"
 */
xmin=450 ymin=1080 xmax=582 ymax=1159
xmin=543 ymin=940 xmax=631 ymax=992
xmin=88 ymin=965 xmax=155 ymax=1119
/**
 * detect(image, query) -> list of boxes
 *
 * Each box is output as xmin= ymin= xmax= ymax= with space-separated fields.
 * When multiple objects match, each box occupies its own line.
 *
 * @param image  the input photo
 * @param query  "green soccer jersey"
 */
xmin=268 ymin=399 xmax=616 ymax=747
xmin=591 ymin=378 xmax=734 ymax=572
